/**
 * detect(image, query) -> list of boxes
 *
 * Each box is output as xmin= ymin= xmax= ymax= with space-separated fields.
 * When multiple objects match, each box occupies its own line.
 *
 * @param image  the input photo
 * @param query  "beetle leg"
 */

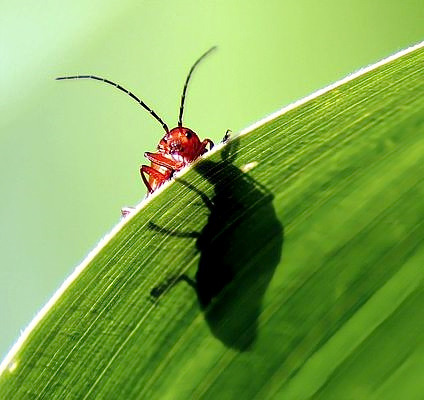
xmin=222 ymin=129 xmax=231 ymax=143
xmin=121 ymin=206 xmax=135 ymax=217
xmin=140 ymin=165 xmax=168 ymax=193
xmin=199 ymin=138 xmax=214 ymax=155
xmin=145 ymin=152 xmax=183 ymax=170
xmin=204 ymin=139 xmax=214 ymax=151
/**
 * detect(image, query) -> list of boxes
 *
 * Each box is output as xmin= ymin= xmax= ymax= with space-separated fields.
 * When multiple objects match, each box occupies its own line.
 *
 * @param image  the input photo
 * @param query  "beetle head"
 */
xmin=158 ymin=126 xmax=202 ymax=163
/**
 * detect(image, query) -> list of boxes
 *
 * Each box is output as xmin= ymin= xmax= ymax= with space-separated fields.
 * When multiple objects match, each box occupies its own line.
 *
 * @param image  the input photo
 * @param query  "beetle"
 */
xmin=57 ymin=47 xmax=216 ymax=198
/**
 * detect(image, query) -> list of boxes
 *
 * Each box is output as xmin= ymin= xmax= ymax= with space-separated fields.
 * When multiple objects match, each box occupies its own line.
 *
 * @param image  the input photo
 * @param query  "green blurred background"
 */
xmin=0 ymin=0 xmax=422 ymax=360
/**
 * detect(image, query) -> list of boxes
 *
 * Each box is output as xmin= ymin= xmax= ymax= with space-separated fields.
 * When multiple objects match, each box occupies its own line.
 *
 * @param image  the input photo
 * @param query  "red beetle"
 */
xmin=57 ymin=47 xmax=216 ymax=196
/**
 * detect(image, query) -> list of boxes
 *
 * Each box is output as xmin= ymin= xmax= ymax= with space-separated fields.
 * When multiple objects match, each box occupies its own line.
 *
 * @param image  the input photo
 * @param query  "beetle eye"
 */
xmin=185 ymin=131 xmax=192 ymax=139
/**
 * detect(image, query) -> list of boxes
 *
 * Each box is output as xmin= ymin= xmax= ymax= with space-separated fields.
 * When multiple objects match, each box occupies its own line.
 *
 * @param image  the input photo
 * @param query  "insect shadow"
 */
xmin=149 ymin=137 xmax=284 ymax=351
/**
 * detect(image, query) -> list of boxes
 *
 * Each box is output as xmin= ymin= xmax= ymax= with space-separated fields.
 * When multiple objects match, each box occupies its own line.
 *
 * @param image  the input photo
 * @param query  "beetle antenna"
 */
xmin=56 ymin=75 xmax=169 ymax=133
xmin=178 ymin=46 xmax=216 ymax=127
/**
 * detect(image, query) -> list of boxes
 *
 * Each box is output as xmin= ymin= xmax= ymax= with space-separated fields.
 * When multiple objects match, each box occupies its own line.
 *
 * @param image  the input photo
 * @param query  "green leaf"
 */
xmin=1 ymin=42 xmax=424 ymax=399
